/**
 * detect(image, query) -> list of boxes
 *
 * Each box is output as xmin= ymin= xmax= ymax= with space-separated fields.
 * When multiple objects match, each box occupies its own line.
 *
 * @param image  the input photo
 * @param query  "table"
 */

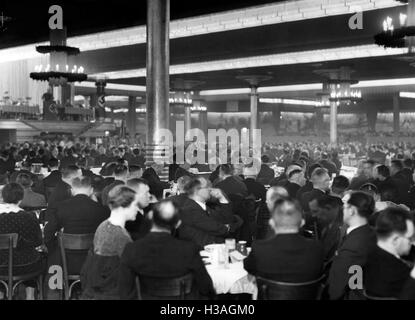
xmin=205 ymin=261 xmax=257 ymax=298
xmin=0 ymin=105 xmax=40 ymax=115
xmin=64 ymin=107 xmax=93 ymax=116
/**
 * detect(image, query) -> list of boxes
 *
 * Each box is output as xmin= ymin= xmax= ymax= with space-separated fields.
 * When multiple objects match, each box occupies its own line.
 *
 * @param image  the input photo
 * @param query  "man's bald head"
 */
xmin=270 ymin=198 xmax=303 ymax=232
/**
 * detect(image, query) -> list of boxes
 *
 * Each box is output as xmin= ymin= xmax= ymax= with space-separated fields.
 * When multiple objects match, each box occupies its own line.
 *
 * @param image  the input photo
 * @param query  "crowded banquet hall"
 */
xmin=2 ymin=0 xmax=415 ymax=304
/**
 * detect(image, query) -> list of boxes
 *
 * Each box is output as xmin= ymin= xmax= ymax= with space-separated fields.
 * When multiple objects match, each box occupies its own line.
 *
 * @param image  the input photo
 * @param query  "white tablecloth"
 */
xmin=206 ymin=261 xmax=257 ymax=298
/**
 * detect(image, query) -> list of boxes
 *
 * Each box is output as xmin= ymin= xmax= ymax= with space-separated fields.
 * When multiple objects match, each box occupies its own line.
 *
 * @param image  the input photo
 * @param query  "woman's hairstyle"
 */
xmin=347 ymin=191 xmax=375 ymax=219
xmin=107 ymin=185 xmax=136 ymax=210
xmin=2 ymin=183 xmax=24 ymax=204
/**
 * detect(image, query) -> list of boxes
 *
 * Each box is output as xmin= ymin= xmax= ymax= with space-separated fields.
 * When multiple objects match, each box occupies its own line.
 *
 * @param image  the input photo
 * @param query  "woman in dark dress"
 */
xmin=0 ymin=183 xmax=43 ymax=299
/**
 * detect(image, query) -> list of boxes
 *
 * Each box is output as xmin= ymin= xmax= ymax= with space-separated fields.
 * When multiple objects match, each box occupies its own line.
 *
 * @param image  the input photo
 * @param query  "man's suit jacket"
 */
xmin=284 ymin=181 xmax=302 ymax=199
xmin=177 ymin=198 xmax=232 ymax=248
xmin=364 ymin=245 xmax=412 ymax=299
xmin=168 ymin=193 xmax=189 ymax=209
xmin=44 ymin=194 xmax=110 ymax=274
xmin=41 ymin=170 xmax=62 ymax=189
xmin=244 ymin=233 xmax=324 ymax=282
xmin=118 ymin=232 xmax=214 ymax=299
xmin=47 ymin=180 xmax=72 ymax=210
xmin=328 ymin=224 xmax=377 ymax=300
xmin=300 ymin=188 xmax=326 ymax=213
xmin=244 ymin=178 xmax=266 ymax=201
xmin=125 ymin=212 xmax=152 ymax=241
xmin=215 ymin=176 xmax=248 ymax=198
xmin=256 ymin=164 xmax=275 ymax=185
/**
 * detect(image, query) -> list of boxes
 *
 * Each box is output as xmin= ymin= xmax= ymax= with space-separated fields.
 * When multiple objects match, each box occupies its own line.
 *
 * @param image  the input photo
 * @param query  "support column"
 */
xmin=127 ymin=96 xmax=137 ymax=138
xmin=393 ymin=94 xmax=400 ymax=137
xmin=193 ymin=100 xmax=208 ymax=136
xmin=366 ymin=106 xmax=378 ymax=133
xmin=184 ymin=105 xmax=192 ymax=138
xmin=330 ymin=101 xmax=338 ymax=146
xmin=249 ymin=86 xmax=259 ymax=147
xmin=272 ymin=105 xmax=281 ymax=134
xmin=95 ymin=79 xmax=106 ymax=121
xmin=145 ymin=0 xmax=170 ymax=167
xmin=315 ymin=108 xmax=324 ymax=135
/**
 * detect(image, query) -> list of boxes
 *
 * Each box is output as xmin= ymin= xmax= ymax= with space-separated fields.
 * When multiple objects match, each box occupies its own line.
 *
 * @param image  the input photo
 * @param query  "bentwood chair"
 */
xmin=0 ymin=233 xmax=44 ymax=300
xmin=256 ymin=275 xmax=325 ymax=300
xmin=362 ymin=289 xmax=398 ymax=301
xmin=136 ymin=273 xmax=193 ymax=300
xmin=58 ymin=231 xmax=94 ymax=300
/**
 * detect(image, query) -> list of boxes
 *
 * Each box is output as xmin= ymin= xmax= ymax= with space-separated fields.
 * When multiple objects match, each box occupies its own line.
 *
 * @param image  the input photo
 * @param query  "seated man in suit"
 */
xmin=44 ymin=176 xmax=110 ymax=273
xmin=309 ymin=195 xmax=344 ymax=265
xmin=256 ymin=186 xmax=289 ymax=240
xmin=38 ymin=158 xmax=62 ymax=198
xmin=177 ymin=177 xmax=242 ymax=248
xmin=364 ymin=208 xmax=415 ymax=299
xmin=215 ymin=164 xmax=248 ymax=198
xmin=244 ymin=197 xmax=324 ymax=282
xmin=118 ymin=199 xmax=215 ymax=300
xmin=300 ymin=168 xmax=331 ymax=213
xmin=243 ymin=166 xmax=266 ymax=201
xmin=124 ymin=178 xmax=152 ymax=241
xmin=284 ymin=165 xmax=306 ymax=199
xmin=47 ymin=165 xmax=82 ymax=211
xmin=328 ymin=191 xmax=377 ymax=300
xmin=168 ymin=175 xmax=192 ymax=209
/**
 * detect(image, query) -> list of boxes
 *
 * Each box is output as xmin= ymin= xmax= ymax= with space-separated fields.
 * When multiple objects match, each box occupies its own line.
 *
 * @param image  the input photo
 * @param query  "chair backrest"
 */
xmin=58 ymin=232 xmax=94 ymax=251
xmin=0 ymin=233 xmax=18 ymax=299
xmin=362 ymin=289 xmax=398 ymax=301
xmin=137 ymin=273 xmax=193 ymax=299
xmin=257 ymin=275 xmax=325 ymax=300
xmin=0 ymin=233 xmax=18 ymax=250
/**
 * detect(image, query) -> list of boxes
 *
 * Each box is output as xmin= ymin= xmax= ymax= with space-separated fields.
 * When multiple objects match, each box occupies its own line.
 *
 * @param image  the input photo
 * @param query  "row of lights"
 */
xmin=33 ymin=64 xmax=85 ymax=73
xmin=383 ymin=14 xmax=407 ymax=32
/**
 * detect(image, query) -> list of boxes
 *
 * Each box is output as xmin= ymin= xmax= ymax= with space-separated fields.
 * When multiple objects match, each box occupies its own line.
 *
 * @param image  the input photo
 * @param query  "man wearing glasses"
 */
xmin=363 ymin=208 xmax=415 ymax=299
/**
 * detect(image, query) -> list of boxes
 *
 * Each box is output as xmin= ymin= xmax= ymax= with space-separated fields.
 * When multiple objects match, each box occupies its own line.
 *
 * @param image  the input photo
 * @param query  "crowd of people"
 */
xmin=1 ymin=138 xmax=415 ymax=300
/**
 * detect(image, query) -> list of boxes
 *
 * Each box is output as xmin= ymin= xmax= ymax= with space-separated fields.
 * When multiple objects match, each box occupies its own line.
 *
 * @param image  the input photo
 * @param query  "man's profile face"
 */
xmin=309 ymin=199 xmax=321 ymax=218
xmin=363 ymin=164 xmax=373 ymax=178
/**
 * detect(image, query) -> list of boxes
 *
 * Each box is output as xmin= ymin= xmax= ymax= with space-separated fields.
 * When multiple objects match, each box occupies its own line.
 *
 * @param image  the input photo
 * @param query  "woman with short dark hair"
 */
xmin=0 ymin=183 xmax=43 ymax=300
xmin=81 ymin=186 xmax=138 ymax=300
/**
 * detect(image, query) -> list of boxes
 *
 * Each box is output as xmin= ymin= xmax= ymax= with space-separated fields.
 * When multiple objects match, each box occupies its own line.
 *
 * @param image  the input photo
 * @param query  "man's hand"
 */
xmin=210 ymin=188 xmax=229 ymax=204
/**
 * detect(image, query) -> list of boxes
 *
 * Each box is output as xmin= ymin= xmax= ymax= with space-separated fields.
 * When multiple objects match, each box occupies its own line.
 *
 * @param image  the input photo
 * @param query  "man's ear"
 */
xmin=268 ymin=218 xmax=275 ymax=229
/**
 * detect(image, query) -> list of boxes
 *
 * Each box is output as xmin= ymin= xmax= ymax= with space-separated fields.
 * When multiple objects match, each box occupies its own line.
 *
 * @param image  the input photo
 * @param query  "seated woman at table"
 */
xmin=0 ymin=183 xmax=44 ymax=300
xmin=80 ymin=185 xmax=136 ymax=299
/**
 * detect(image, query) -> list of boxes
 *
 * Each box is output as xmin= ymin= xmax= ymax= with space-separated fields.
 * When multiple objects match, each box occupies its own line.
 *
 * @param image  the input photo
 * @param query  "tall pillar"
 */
xmin=393 ymin=94 xmax=400 ymax=137
xmin=193 ymin=100 xmax=208 ymax=136
xmin=249 ymin=86 xmax=259 ymax=147
xmin=184 ymin=105 xmax=192 ymax=138
xmin=127 ymin=96 xmax=137 ymax=138
xmin=315 ymin=108 xmax=324 ymax=135
xmin=145 ymin=0 xmax=170 ymax=167
xmin=366 ymin=106 xmax=378 ymax=133
xmin=272 ymin=105 xmax=281 ymax=134
xmin=330 ymin=101 xmax=338 ymax=146
xmin=95 ymin=79 xmax=106 ymax=121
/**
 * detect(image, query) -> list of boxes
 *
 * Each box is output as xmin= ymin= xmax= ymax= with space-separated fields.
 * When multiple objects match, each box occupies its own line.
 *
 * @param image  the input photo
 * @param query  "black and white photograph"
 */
xmin=1 ymin=0 xmax=415 ymax=311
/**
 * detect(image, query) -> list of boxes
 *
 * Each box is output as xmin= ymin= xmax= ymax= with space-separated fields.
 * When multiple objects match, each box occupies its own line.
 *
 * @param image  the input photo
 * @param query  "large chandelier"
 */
xmin=317 ymin=81 xmax=362 ymax=107
xmin=169 ymin=90 xmax=193 ymax=106
xmin=374 ymin=0 xmax=415 ymax=50
xmin=30 ymin=44 xmax=87 ymax=86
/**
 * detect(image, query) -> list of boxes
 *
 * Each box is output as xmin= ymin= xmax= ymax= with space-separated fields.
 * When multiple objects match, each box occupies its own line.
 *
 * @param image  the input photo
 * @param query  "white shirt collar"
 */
xmin=194 ymin=200 xmax=207 ymax=211
xmin=346 ymin=225 xmax=361 ymax=235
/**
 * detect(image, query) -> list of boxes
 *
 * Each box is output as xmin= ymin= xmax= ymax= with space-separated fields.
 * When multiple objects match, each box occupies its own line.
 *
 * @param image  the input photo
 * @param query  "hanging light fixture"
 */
xmin=169 ymin=90 xmax=193 ymax=106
